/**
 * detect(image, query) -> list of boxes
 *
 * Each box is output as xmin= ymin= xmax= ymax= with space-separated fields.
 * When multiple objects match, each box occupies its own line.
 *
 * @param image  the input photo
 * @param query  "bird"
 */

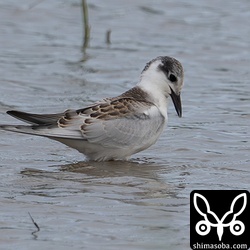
xmin=0 ymin=56 xmax=184 ymax=161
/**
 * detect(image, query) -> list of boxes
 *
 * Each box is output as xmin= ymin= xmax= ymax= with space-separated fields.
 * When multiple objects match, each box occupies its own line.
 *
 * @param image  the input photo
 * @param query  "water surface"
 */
xmin=0 ymin=0 xmax=249 ymax=249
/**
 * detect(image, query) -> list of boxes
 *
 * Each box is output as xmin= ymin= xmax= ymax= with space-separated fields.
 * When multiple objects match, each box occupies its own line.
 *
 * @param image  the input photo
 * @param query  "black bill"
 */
xmin=170 ymin=87 xmax=182 ymax=117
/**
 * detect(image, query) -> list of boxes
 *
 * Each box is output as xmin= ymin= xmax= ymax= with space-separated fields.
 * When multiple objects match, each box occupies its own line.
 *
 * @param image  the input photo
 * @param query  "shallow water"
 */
xmin=0 ymin=0 xmax=249 ymax=249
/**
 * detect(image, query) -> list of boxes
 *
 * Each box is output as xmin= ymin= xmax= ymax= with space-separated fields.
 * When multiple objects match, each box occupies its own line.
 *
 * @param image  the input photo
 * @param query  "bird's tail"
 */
xmin=0 ymin=110 xmax=83 ymax=139
xmin=0 ymin=124 xmax=52 ymax=137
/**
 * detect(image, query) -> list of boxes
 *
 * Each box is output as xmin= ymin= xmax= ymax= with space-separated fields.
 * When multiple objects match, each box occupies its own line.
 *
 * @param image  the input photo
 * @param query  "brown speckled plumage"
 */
xmin=74 ymin=86 xmax=153 ymax=121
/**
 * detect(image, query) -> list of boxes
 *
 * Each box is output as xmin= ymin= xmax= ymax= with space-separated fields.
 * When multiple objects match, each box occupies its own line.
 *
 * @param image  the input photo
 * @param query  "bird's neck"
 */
xmin=136 ymin=79 xmax=169 ymax=118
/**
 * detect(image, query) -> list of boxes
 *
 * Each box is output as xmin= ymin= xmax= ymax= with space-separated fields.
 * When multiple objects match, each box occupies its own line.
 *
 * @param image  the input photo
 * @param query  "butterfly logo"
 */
xmin=193 ymin=193 xmax=247 ymax=241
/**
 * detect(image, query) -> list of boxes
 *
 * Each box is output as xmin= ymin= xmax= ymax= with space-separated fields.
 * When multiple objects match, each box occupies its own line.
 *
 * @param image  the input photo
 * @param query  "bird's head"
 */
xmin=138 ymin=56 xmax=184 ymax=117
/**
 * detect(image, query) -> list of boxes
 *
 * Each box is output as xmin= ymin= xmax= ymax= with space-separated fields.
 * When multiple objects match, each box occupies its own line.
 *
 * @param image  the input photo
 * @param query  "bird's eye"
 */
xmin=169 ymin=74 xmax=177 ymax=82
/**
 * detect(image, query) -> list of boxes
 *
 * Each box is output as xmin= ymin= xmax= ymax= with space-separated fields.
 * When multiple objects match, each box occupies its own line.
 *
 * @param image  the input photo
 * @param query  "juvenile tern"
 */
xmin=0 ymin=56 xmax=184 ymax=161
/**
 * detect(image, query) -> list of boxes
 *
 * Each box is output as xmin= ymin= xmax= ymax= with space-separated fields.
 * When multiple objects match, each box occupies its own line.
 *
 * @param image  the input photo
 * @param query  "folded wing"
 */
xmin=1 ymin=97 xmax=165 ymax=150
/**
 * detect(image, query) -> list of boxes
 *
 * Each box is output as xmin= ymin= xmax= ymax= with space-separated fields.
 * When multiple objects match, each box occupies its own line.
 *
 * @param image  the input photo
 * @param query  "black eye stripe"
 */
xmin=169 ymin=74 xmax=177 ymax=82
xmin=157 ymin=63 xmax=178 ymax=83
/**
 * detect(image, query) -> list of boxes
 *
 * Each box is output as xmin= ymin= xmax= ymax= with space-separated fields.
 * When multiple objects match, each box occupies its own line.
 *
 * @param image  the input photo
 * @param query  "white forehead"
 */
xmin=142 ymin=59 xmax=162 ymax=72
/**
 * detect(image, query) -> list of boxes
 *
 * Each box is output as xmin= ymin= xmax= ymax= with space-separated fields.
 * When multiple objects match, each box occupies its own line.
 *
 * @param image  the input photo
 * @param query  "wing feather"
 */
xmin=6 ymin=110 xmax=65 ymax=125
xmin=2 ymin=92 xmax=165 ymax=150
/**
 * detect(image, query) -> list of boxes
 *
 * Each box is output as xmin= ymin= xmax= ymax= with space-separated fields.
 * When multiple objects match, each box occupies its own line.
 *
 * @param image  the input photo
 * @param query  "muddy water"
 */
xmin=0 ymin=0 xmax=249 ymax=249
